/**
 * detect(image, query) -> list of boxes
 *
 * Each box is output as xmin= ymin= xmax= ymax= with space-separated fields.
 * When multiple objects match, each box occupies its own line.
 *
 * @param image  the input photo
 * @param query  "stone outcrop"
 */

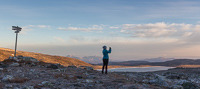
xmin=0 ymin=56 xmax=200 ymax=89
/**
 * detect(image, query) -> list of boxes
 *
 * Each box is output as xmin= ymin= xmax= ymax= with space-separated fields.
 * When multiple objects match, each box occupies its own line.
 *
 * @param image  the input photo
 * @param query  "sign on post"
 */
xmin=12 ymin=26 xmax=22 ymax=57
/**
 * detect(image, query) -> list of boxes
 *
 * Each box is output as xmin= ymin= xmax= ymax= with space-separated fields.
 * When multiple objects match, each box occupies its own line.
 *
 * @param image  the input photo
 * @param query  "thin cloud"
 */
xmin=53 ymin=37 xmax=65 ymax=43
xmin=120 ymin=22 xmax=199 ymax=38
xmin=58 ymin=25 xmax=103 ymax=31
xmin=26 ymin=25 xmax=51 ymax=28
xmin=20 ymin=25 xmax=51 ymax=34
xmin=197 ymin=21 xmax=200 ymax=24
xmin=182 ymin=32 xmax=193 ymax=37
xmin=109 ymin=26 xmax=119 ymax=29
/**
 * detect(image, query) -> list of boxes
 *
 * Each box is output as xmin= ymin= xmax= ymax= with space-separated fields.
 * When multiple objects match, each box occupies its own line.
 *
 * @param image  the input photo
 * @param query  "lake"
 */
xmin=98 ymin=66 xmax=175 ymax=72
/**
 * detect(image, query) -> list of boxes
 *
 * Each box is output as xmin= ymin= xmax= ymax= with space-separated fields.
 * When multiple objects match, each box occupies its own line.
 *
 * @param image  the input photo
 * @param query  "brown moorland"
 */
xmin=0 ymin=47 xmax=92 ymax=67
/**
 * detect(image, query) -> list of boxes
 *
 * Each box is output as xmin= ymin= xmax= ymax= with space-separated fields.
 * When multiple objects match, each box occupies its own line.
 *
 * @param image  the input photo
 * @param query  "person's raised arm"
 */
xmin=108 ymin=47 xmax=111 ymax=53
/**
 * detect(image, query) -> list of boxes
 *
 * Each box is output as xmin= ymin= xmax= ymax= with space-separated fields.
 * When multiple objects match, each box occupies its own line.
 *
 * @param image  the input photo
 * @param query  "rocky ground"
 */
xmin=0 ymin=56 xmax=200 ymax=89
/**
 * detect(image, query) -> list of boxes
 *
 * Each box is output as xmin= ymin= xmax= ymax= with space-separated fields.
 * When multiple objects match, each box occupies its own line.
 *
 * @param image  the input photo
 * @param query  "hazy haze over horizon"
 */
xmin=1 ymin=0 xmax=200 ymax=61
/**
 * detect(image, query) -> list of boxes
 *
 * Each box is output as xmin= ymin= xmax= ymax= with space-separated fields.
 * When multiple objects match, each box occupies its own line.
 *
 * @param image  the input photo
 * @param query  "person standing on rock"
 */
xmin=102 ymin=45 xmax=111 ymax=74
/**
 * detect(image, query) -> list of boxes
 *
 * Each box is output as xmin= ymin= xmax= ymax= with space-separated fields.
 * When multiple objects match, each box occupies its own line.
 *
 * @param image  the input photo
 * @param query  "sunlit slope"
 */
xmin=0 ymin=47 xmax=92 ymax=67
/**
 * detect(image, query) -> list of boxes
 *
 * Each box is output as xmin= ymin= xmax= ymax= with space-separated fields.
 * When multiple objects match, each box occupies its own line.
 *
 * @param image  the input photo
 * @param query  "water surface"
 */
xmin=98 ymin=66 xmax=175 ymax=72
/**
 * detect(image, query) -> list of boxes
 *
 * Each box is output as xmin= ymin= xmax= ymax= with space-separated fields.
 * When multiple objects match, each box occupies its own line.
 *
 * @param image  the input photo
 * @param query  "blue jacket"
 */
xmin=102 ymin=48 xmax=111 ymax=59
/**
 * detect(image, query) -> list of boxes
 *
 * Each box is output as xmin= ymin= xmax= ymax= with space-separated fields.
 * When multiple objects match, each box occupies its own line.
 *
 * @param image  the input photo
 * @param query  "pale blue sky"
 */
xmin=1 ymin=0 xmax=200 ymax=61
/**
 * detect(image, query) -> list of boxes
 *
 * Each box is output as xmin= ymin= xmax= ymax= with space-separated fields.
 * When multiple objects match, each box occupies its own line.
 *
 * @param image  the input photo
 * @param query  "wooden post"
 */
xmin=14 ymin=32 xmax=18 ymax=57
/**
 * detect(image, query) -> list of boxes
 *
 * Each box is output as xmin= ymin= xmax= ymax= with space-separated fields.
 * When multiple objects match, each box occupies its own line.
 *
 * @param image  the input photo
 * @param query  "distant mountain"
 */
xmin=66 ymin=55 xmax=102 ymax=64
xmin=139 ymin=57 xmax=174 ymax=62
xmin=0 ymin=47 xmax=92 ymax=67
xmin=149 ymin=59 xmax=200 ymax=66
xmin=108 ymin=61 xmax=150 ymax=66
xmin=104 ymin=59 xmax=200 ymax=67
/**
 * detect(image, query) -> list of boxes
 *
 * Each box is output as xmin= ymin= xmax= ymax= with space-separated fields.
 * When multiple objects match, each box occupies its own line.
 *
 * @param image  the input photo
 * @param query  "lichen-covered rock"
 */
xmin=79 ymin=66 xmax=93 ymax=70
xmin=175 ymin=80 xmax=188 ymax=85
xmin=168 ymin=85 xmax=183 ymax=89
xmin=1 ymin=56 xmax=200 ymax=89
xmin=9 ymin=63 xmax=20 ymax=67
xmin=9 ymin=56 xmax=13 ymax=59
xmin=41 ymin=81 xmax=52 ymax=86
xmin=5 ymin=84 xmax=13 ymax=88
xmin=181 ymin=82 xmax=199 ymax=89
xmin=17 ymin=55 xmax=23 ymax=59
xmin=165 ymin=73 xmax=188 ymax=79
xmin=47 ymin=64 xmax=59 ymax=69
xmin=13 ymin=57 xmax=19 ymax=61
xmin=86 ymin=75 xmax=96 ymax=79
xmin=84 ymin=66 xmax=93 ymax=70
xmin=148 ymin=74 xmax=169 ymax=87
xmin=23 ymin=57 xmax=39 ymax=62
xmin=68 ymin=65 xmax=77 ymax=68
xmin=86 ymin=79 xmax=93 ymax=83
xmin=22 ymin=86 xmax=34 ymax=89
xmin=2 ymin=75 xmax=14 ymax=82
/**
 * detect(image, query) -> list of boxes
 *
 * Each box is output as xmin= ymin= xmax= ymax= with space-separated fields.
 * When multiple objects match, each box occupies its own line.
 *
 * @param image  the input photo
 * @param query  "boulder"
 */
xmin=84 ymin=66 xmax=93 ymax=70
xmin=75 ymin=75 xmax=83 ymax=79
xmin=168 ymin=85 xmax=183 ymax=89
xmin=13 ymin=57 xmax=18 ymax=60
xmin=5 ymin=84 xmax=13 ymax=88
xmin=41 ymin=81 xmax=52 ymax=86
xmin=22 ymin=86 xmax=34 ymax=89
xmin=86 ymin=79 xmax=93 ymax=83
xmin=148 ymin=74 xmax=169 ymax=87
xmin=79 ymin=66 xmax=93 ymax=70
xmin=68 ymin=65 xmax=77 ymax=68
xmin=17 ymin=55 xmax=23 ymax=60
xmin=9 ymin=63 xmax=20 ymax=67
xmin=23 ymin=57 xmax=39 ymax=62
xmin=47 ymin=64 xmax=59 ymax=69
xmin=166 ymin=74 xmax=188 ymax=79
xmin=0 ymin=63 xmax=8 ymax=68
xmin=181 ymin=82 xmax=199 ymax=89
xmin=2 ymin=75 xmax=14 ymax=82
xmin=86 ymin=75 xmax=96 ymax=79
xmin=8 ymin=56 xmax=13 ymax=59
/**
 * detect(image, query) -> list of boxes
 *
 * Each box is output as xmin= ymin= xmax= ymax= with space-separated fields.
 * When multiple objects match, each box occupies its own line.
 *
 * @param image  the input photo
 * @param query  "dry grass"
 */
xmin=0 ymin=84 xmax=4 ymax=88
xmin=54 ymin=73 xmax=69 ymax=79
xmin=54 ymin=73 xmax=65 ymax=78
xmin=34 ymin=85 xmax=42 ymax=89
xmin=0 ymin=47 xmax=92 ymax=67
xmin=8 ymin=77 xmax=30 ymax=83
xmin=54 ymin=73 xmax=85 ymax=80
xmin=2 ymin=59 xmax=17 ymax=64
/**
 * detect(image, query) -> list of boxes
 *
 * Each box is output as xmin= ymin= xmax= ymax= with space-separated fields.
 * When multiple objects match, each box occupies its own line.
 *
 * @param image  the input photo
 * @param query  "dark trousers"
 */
xmin=102 ymin=59 xmax=109 ymax=74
